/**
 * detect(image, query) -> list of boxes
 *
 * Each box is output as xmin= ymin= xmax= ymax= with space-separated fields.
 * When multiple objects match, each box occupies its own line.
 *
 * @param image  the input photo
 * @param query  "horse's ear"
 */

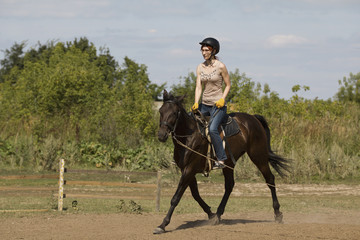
xmin=177 ymin=94 xmax=186 ymax=103
xmin=163 ymin=90 xmax=169 ymax=101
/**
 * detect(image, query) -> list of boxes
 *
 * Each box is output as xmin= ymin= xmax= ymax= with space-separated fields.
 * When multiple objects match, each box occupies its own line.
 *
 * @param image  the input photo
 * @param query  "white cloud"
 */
xmin=266 ymin=34 xmax=309 ymax=48
xmin=148 ymin=29 xmax=157 ymax=34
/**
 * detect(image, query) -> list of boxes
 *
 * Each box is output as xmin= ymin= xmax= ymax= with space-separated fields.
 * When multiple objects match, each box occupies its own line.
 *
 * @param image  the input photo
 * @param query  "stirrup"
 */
xmin=212 ymin=161 xmax=225 ymax=170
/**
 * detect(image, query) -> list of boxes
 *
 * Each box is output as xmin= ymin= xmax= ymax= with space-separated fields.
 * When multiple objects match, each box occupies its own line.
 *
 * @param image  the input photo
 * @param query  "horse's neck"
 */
xmin=173 ymin=111 xmax=205 ymax=170
xmin=174 ymin=110 xmax=196 ymax=136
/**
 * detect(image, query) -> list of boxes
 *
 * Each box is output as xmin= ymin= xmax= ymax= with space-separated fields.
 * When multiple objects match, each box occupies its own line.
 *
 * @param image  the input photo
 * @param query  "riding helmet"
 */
xmin=199 ymin=37 xmax=220 ymax=55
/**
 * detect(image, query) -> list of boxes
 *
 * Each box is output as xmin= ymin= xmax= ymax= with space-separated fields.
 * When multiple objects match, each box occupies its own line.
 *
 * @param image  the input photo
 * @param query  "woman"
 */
xmin=192 ymin=37 xmax=231 ymax=169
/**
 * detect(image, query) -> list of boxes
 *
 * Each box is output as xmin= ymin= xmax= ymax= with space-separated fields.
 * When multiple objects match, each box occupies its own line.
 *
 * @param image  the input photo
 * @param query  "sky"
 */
xmin=0 ymin=0 xmax=359 ymax=100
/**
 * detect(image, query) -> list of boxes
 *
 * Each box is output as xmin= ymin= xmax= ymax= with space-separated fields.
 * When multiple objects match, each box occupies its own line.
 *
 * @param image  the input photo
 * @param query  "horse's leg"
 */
xmin=265 ymin=170 xmax=283 ymax=223
xmin=188 ymin=175 xmax=214 ymax=219
xmin=153 ymin=170 xmax=194 ymax=234
xmin=249 ymin=152 xmax=283 ymax=223
xmin=211 ymin=166 xmax=235 ymax=225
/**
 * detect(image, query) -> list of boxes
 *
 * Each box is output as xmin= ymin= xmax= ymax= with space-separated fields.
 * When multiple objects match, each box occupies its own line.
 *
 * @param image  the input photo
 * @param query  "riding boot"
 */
xmin=212 ymin=160 xmax=225 ymax=170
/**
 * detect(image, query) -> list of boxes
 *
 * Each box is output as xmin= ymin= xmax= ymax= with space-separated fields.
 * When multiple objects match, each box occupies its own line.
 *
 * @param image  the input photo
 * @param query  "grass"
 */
xmin=1 ymin=169 xmax=359 ymax=219
xmin=1 ymin=193 xmax=359 ymax=218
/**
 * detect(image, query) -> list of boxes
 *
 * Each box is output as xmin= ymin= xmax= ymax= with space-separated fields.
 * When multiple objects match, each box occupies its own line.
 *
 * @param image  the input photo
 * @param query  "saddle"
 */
xmin=191 ymin=111 xmax=241 ymax=175
xmin=192 ymin=112 xmax=240 ymax=140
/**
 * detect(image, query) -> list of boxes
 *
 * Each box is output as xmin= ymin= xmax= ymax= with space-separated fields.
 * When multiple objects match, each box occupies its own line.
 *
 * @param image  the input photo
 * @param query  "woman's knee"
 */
xmin=209 ymin=126 xmax=219 ymax=136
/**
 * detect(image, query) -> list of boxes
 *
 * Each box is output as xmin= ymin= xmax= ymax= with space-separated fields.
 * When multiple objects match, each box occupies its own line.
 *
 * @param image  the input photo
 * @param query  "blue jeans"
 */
xmin=199 ymin=104 xmax=227 ymax=161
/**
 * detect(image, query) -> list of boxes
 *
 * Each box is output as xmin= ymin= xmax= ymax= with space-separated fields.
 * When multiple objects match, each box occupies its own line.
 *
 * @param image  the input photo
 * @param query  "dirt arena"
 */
xmin=1 ymin=208 xmax=360 ymax=239
xmin=1 ymin=183 xmax=360 ymax=239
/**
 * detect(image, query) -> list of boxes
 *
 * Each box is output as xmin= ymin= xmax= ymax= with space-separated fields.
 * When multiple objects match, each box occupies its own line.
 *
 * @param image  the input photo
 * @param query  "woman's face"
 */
xmin=201 ymin=46 xmax=212 ymax=60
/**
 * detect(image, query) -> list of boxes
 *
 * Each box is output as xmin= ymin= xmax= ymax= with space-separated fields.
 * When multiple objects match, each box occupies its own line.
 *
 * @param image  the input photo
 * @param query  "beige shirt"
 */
xmin=200 ymin=61 xmax=223 ymax=106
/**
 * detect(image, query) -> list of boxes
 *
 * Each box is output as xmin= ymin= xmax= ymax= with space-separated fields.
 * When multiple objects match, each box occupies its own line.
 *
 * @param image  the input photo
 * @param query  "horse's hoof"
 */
xmin=275 ymin=212 xmax=283 ymax=224
xmin=208 ymin=212 xmax=216 ymax=219
xmin=153 ymin=227 xmax=165 ymax=234
xmin=209 ymin=215 xmax=221 ymax=225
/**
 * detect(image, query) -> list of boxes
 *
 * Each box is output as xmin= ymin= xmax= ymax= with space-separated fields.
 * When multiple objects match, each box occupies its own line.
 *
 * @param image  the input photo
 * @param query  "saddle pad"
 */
xmin=221 ymin=114 xmax=240 ymax=137
xmin=193 ymin=113 xmax=240 ymax=138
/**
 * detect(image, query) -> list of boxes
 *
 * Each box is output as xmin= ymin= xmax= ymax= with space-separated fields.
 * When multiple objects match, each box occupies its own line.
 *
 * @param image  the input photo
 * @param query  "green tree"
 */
xmin=148 ymin=82 xmax=166 ymax=101
xmin=66 ymin=37 xmax=121 ymax=88
xmin=171 ymin=72 xmax=196 ymax=107
xmin=228 ymin=70 xmax=259 ymax=103
xmin=336 ymin=72 xmax=360 ymax=104
xmin=0 ymin=41 xmax=26 ymax=83
xmin=115 ymin=57 xmax=156 ymax=137
xmin=2 ymin=42 xmax=113 ymax=140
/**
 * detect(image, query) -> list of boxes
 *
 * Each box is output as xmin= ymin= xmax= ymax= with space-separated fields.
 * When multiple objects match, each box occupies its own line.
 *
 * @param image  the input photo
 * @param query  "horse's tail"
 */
xmin=254 ymin=114 xmax=291 ymax=177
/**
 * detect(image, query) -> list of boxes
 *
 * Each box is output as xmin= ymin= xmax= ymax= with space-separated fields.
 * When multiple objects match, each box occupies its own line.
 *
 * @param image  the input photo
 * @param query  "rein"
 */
xmin=172 ymin=134 xmax=234 ymax=170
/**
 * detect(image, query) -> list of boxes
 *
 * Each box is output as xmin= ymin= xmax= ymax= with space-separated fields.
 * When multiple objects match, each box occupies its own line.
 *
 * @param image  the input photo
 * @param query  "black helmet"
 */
xmin=199 ymin=37 xmax=220 ymax=55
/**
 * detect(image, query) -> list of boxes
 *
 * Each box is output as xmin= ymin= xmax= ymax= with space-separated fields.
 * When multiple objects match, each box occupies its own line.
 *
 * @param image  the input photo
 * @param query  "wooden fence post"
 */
xmin=156 ymin=171 xmax=161 ymax=212
xmin=58 ymin=159 xmax=65 ymax=211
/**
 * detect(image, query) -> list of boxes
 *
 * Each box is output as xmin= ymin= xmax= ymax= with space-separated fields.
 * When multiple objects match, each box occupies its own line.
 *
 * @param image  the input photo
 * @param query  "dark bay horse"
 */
xmin=154 ymin=90 xmax=290 ymax=234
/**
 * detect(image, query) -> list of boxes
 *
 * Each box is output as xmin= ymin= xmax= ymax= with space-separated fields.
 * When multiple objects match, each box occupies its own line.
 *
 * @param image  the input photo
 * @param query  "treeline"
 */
xmin=0 ymin=38 xmax=164 ymax=140
xmin=0 ymin=38 xmax=166 ymax=170
xmin=0 ymin=37 xmax=359 ymax=182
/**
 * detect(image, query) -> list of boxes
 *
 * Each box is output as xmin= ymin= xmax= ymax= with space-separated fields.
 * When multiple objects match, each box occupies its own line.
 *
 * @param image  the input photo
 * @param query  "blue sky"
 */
xmin=1 ymin=0 xmax=359 ymax=99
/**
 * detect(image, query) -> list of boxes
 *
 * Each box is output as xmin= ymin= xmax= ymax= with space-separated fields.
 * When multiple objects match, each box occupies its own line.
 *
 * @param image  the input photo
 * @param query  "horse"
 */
xmin=154 ymin=90 xmax=291 ymax=234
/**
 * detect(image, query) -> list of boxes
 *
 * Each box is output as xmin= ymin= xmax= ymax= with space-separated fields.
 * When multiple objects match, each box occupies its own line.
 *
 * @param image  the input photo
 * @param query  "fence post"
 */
xmin=156 ymin=171 xmax=161 ymax=212
xmin=58 ymin=159 xmax=65 ymax=211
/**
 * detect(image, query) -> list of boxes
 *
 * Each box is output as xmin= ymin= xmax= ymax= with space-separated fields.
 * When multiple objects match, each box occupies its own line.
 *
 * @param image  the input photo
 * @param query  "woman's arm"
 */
xmin=194 ymin=64 xmax=203 ymax=104
xmin=220 ymin=62 xmax=231 ymax=100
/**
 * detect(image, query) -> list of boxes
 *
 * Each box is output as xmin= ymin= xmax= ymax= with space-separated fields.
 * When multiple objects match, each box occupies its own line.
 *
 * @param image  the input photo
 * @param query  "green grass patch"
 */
xmin=2 ymin=194 xmax=359 ymax=219
xmin=1 ymin=169 xmax=359 ymax=219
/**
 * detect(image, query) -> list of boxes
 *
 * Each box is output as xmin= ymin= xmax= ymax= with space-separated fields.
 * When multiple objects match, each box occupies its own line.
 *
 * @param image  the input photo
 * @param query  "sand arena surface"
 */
xmin=1 ymin=210 xmax=360 ymax=239
xmin=1 ymin=182 xmax=360 ymax=239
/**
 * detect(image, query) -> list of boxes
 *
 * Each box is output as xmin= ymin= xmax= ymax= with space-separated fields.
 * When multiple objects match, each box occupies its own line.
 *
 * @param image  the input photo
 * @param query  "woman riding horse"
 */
xmin=155 ymin=90 xmax=290 ymax=234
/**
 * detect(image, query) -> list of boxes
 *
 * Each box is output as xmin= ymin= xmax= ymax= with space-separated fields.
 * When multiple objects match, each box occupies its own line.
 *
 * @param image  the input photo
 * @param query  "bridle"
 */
xmin=159 ymin=100 xmax=181 ymax=134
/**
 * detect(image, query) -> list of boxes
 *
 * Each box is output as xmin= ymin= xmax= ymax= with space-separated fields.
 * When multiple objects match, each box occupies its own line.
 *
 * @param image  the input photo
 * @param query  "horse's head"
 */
xmin=158 ymin=90 xmax=185 ymax=142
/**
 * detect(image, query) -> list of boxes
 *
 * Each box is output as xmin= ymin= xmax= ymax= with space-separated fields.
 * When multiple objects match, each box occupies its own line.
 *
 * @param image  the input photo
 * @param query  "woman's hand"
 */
xmin=215 ymin=98 xmax=225 ymax=108
xmin=191 ymin=102 xmax=199 ymax=112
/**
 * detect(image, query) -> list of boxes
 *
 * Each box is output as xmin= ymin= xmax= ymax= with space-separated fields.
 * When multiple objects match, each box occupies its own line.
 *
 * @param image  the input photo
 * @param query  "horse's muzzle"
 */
xmin=158 ymin=128 xmax=169 ymax=142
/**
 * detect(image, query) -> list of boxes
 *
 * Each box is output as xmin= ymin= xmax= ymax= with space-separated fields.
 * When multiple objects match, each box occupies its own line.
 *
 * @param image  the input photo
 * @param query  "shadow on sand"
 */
xmin=174 ymin=218 xmax=272 ymax=231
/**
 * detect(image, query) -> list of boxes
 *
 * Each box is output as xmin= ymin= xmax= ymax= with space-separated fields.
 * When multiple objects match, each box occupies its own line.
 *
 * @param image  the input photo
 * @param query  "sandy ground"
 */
xmin=1 ymin=182 xmax=360 ymax=239
xmin=1 ymin=210 xmax=360 ymax=240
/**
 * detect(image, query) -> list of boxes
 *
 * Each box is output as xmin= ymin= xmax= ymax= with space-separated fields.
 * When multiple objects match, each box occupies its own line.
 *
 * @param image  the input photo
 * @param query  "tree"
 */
xmin=0 ymin=38 xmax=165 ymax=142
xmin=0 ymin=41 xmax=26 ymax=83
xmin=66 ymin=37 xmax=121 ymax=88
xmin=115 ymin=57 xmax=157 ymax=137
xmin=1 ymin=42 xmax=114 ymax=141
xmin=336 ymin=72 xmax=360 ymax=104
xmin=148 ymin=82 xmax=166 ymax=101
xmin=171 ymin=72 xmax=196 ymax=107
xmin=228 ymin=69 xmax=257 ymax=103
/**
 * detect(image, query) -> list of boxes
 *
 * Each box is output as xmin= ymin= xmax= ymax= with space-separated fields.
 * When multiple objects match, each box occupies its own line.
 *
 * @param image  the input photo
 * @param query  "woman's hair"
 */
xmin=200 ymin=45 xmax=213 ymax=51
xmin=201 ymin=45 xmax=218 ymax=60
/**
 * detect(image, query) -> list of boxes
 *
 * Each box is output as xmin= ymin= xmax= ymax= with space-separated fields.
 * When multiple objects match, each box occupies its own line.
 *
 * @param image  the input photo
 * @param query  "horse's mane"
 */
xmin=163 ymin=90 xmax=185 ymax=109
